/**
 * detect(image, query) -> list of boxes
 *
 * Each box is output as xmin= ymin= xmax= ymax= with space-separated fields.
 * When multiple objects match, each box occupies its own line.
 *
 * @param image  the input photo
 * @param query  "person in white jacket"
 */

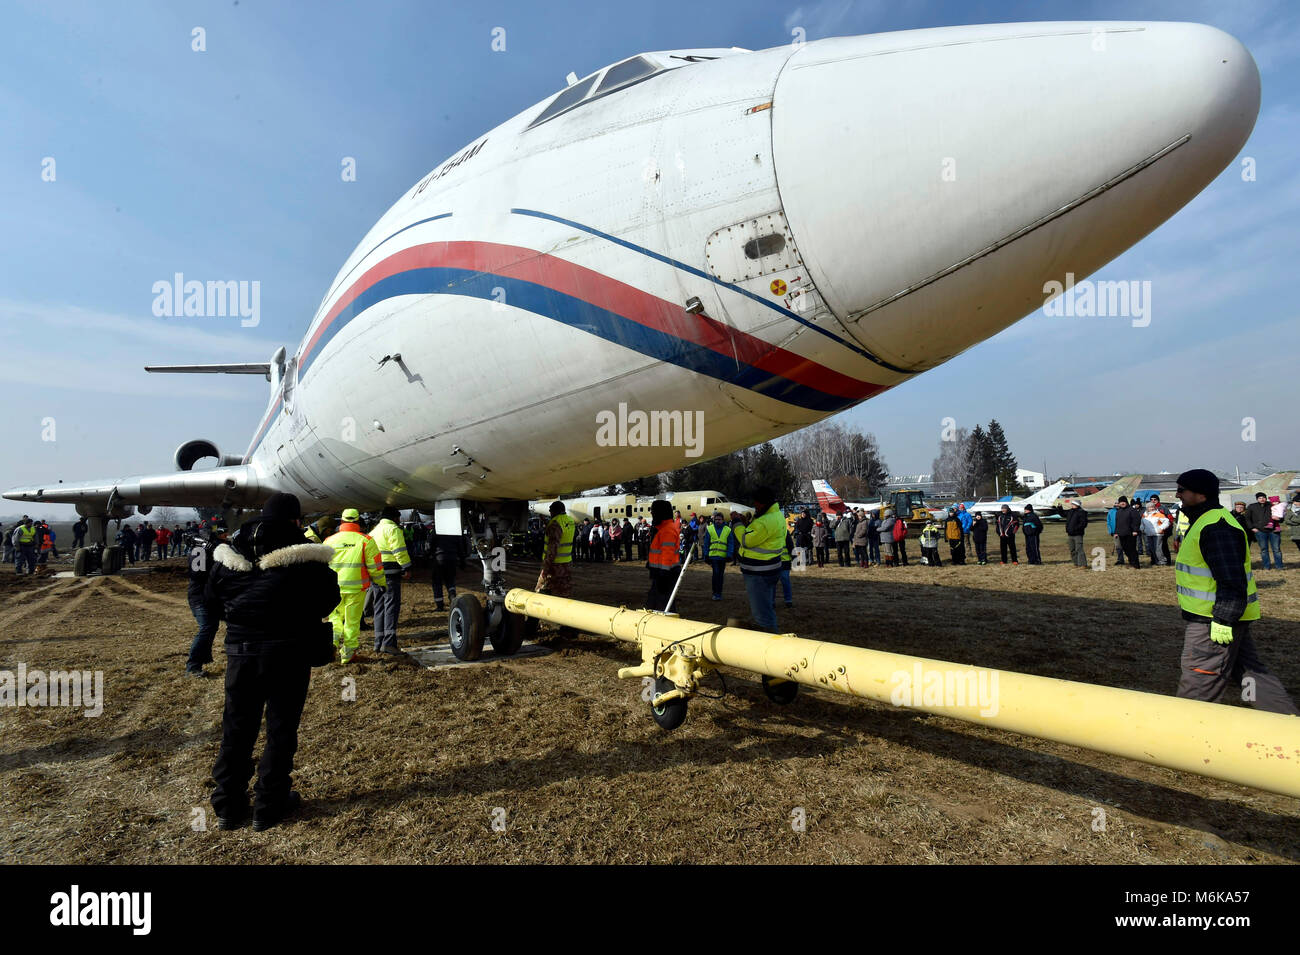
xmin=1141 ymin=500 xmax=1171 ymax=566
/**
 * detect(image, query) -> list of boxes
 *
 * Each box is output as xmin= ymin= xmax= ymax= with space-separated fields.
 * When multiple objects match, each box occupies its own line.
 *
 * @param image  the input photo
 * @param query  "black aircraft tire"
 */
xmin=448 ymin=594 xmax=485 ymax=661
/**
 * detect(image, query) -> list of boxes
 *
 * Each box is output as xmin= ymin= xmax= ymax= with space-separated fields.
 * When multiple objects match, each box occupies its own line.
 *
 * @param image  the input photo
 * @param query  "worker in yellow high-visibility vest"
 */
xmin=536 ymin=501 xmax=575 ymax=599
xmin=737 ymin=487 xmax=785 ymax=633
xmin=1172 ymin=469 xmax=1297 ymax=715
xmin=303 ymin=516 xmax=335 ymax=544
xmin=704 ymin=511 xmax=733 ymax=601
xmin=323 ymin=508 xmax=387 ymax=664
xmin=534 ymin=501 xmax=577 ymax=642
xmin=370 ymin=506 xmax=411 ymax=655
xmin=14 ymin=517 xmax=39 ymax=576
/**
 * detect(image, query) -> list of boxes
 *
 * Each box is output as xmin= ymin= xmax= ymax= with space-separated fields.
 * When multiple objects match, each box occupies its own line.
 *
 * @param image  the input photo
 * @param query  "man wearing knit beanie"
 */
xmin=262 ymin=491 xmax=302 ymax=523
xmin=1171 ymin=469 xmax=1298 ymax=715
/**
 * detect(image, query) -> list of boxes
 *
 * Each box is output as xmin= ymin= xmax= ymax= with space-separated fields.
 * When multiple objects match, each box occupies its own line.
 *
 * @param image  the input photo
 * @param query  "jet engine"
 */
xmin=174 ymin=439 xmax=244 ymax=471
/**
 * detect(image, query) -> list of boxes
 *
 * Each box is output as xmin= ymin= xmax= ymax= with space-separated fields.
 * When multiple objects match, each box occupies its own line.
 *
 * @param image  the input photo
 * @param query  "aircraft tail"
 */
xmin=1222 ymin=471 xmax=1298 ymax=507
xmin=1023 ymin=480 xmax=1068 ymax=509
xmin=811 ymin=479 xmax=848 ymax=515
xmin=1099 ymin=474 xmax=1142 ymax=501
xmin=1242 ymin=471 xmax=1297 ymax=498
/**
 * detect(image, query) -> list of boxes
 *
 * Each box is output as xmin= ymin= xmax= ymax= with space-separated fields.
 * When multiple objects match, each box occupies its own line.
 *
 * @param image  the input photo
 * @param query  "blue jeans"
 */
xmin=1257 ymin=531 xmax=1284 ymax=568
xmin=744 ymin=573 xmax=779 ymax=633
xmin=187 ymin=600 xmax=220 ymax=672
xmin=779 ymin=565 xmax=792 ymax=603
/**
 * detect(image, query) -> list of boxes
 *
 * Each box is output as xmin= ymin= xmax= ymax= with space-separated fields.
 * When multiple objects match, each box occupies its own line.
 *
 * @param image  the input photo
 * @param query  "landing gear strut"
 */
xmin=446 ymin=537 xmax=528 ymax=662
xmin=72 ymin=543 xmax=122 ymax=577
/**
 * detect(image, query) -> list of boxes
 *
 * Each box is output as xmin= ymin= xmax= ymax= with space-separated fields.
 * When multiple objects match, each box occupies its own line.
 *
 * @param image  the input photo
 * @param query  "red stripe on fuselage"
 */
xmin=300 ymin=241 xmax=879 ymax=400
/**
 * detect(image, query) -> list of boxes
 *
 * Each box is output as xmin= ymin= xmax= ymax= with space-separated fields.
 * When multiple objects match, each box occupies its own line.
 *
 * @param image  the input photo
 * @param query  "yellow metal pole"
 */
xmin=505 ymin=589 xmax=1300 ymax=798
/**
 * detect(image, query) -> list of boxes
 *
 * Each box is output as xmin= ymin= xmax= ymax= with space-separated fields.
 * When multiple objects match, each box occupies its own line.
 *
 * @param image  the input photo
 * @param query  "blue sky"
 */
xmin=2 ymin=0 xmax=1297 ymax=516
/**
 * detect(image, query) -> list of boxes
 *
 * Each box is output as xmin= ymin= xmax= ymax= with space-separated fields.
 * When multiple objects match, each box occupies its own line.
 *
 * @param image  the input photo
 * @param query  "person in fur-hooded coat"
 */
xmin=204 ymin=492 xmax=339 ymax=831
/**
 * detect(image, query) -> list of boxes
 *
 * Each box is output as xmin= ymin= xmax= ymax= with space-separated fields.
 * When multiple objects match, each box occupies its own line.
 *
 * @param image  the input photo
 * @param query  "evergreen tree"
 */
xmin=968 ymin=424 xmax=995 ymax=495
xmin=622 ymin=474 xmax=662 ymax=497
xmin=986 ymin=419 xmax=1022 ymax=496
xmin=747 ymin=442 xmax=800 ymax=504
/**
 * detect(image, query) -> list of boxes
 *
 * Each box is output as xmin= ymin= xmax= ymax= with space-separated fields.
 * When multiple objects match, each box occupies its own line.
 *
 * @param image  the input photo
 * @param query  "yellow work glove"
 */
xmin=1209 ymin=622 xmax=1234 ymax=646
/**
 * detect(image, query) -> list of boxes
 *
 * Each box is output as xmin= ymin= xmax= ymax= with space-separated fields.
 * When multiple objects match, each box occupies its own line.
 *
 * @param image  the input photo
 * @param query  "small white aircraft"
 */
xmin=811 ymin=479 xmax=884 ymax=515
xmin=960 ymin=481 xmax=1069 ymax=517
xmin=5 ymin=23 xmax=1260 ymax=649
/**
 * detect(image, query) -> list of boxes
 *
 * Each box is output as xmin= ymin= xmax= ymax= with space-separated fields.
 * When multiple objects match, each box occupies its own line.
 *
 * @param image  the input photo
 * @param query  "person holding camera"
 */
xmin=205 ymin=492 xmax=340 ymax=832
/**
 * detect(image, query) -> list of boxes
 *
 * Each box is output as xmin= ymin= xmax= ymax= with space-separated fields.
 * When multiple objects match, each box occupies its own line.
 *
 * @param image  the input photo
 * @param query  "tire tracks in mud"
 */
xmin=0 ymin=577 xmax=95 ymax=639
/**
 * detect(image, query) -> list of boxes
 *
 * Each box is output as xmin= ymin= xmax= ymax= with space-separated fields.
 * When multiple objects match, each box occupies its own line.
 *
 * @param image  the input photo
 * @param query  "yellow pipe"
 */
xmin=505 ymin=588 xmax=1300 ymax=798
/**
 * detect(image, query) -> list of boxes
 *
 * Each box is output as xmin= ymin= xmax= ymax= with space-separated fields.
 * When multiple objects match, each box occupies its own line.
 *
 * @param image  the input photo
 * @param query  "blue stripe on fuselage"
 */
xmin=299 ymin=266 xmax=855 ymax=414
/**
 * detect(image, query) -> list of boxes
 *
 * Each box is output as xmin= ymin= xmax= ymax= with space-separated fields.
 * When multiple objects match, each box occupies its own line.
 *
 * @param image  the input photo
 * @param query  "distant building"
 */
xmin=1016 ymin=469 xmax=1045 ymax=489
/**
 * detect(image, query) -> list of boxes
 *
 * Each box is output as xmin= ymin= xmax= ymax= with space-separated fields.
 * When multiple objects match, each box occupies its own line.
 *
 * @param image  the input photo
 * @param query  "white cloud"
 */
xmin=0 ymin=300 xmax=284 ymax=398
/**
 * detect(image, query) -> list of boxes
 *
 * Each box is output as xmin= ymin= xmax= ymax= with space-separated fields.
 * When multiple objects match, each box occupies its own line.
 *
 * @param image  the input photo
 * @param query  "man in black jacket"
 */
xmin=1021 ymin=505 xmax=1044 ymax=564
xmin=205 ymin=492 xmax=340 ymax=831
xmin=185 ymin=520 xmax=228 ymax=677
xmin=1113 ymin=496 xmax=1142 ymax=568
xmin=1244 ymin=491 xmax=1276 ymax=569
xmin=1064 ymin=500 xmax=1089 ymax=567
xmin=1173 ymin=470 xmax=1297 ymax=714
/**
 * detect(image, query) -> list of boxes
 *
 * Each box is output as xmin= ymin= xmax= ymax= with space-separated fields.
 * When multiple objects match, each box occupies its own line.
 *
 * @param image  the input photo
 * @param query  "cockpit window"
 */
xmin=597 ymin=55 xmax=657 ymax=93
xmin=527 ymin=55 xmax=672 ymax=130
xmin=530 ymin=73 xmax=600 ymax=128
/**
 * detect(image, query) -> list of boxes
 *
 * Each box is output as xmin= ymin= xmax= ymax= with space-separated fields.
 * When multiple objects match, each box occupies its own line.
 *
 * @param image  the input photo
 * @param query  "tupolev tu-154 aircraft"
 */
xmin=5 ymin=22 xmax=1261 ymax=550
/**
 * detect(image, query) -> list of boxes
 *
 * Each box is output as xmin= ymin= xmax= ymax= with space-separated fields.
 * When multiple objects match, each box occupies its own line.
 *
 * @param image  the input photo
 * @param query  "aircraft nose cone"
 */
xmin=773 ymin=22 xmax=1260 ymax=371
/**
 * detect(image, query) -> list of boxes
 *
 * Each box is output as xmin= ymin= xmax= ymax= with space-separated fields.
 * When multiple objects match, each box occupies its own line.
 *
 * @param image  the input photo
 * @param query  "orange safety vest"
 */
xmin=648 ymin=521 xmax=681 ymax=570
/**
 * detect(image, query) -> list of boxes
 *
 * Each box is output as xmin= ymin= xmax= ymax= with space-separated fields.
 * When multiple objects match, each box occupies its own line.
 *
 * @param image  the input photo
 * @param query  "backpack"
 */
xmin=892 ymin=518 xmax=908 ymax=542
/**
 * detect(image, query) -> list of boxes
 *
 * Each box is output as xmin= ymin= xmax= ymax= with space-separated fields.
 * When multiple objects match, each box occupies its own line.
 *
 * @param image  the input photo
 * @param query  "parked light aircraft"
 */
xmin=1055 ymin=474 xmax=1144 ymax=513
xmin=532 ymin=490 xmax=752 ymax=522
xmin=1219 ymin=471 xmax=1297 ymax=509
xmin=810 ymin=479 xmax=880 ymax=515
xmin=6 ymin=23 xmax=1260 ymax=567
xmin=962 ymin=481 xmax=1069 ymax=517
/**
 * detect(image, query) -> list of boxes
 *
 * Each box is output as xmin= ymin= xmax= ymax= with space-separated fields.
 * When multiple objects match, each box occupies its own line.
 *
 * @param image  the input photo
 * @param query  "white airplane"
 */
xmin=960 ymin=481 xmax=1070 ymax=517
xmin=5 ymin=23 xmax=1260 ymax=648
xmin=531 ymin=490 xmax=752 ymax=522
xmin=810 ymin=479 xmax=884 ymax=515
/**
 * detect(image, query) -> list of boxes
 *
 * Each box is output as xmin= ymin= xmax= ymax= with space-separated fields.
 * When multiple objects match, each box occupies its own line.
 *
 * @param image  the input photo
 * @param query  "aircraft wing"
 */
xmin=2 ymin=466 xmax=266 ymax=514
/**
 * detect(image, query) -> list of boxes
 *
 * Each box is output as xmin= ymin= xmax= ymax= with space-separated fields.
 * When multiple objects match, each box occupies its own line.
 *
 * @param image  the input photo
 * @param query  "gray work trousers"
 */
xmin=373 ymin=567 xmax=402 ymax=652
xmin=1067 ymin=535 xmax=1087 ymax=567
xmin=1177 ymin=619 xmax=1299 ymax=715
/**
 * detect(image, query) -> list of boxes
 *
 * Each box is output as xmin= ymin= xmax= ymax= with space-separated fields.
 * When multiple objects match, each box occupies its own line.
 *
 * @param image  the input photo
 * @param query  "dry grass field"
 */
xmin=3 ymin=522 xmax=1299 ymax=864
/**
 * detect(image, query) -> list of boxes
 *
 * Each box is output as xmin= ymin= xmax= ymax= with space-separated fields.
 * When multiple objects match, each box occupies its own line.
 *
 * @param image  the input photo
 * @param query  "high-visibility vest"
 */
xmin=324 ymin=528 xmax=387 ymax=592
xmin=17 ymin=525 xmax=36 ymax=544
xmin=706 ymin=523 xmax=732 ymax=558
xmin=372 ymin=518 xmax=411 ymax=568
xmin=648 ymin=521 xmax=680 ymax=570
xmin=1175 ymin=511 xmax=1189 ymax=540
xmin=738 ymin=504 xmax=785 ymax=574
xmin=304 ymin=526 xmax=321 ymax=543
xmin=1175 ymin=507 xmax=1259 ymax=621
xmin=548 ymin=514 xmax=575 ymax=563
xmin=40 ymin=528 xmax=53 ymax=551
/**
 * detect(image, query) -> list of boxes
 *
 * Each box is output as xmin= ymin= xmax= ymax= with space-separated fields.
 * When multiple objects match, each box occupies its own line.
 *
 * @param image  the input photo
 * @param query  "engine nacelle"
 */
xmin=174 ymin=439 xmax=243 ymax=471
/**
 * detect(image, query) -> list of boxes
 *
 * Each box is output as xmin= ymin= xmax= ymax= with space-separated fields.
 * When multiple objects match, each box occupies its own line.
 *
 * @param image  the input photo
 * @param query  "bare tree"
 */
xmin=778 ymin=421 xmax=890 ymax=498
xmin=932 ymin=428 xmax=987 ymax=499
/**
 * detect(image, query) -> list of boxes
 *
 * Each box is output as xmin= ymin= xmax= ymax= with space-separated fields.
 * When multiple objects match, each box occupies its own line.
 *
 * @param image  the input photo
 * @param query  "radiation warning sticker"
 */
xmin=769 ymin=278 xmax=787 ymax=296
